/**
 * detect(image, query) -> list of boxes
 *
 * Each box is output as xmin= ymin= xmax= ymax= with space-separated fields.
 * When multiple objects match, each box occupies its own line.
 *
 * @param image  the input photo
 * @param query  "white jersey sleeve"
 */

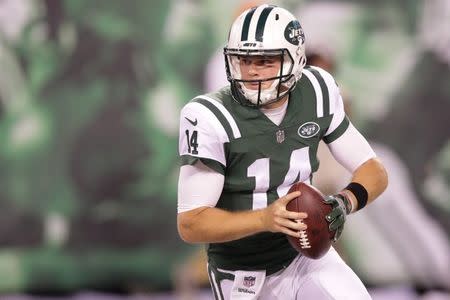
xmin=327 ymin=123 xmax=376 ymax=173
xmin=179 ymin=101 xmax=230 ymax=174
xmin=177 ymin=161 xmax=224 ymax=213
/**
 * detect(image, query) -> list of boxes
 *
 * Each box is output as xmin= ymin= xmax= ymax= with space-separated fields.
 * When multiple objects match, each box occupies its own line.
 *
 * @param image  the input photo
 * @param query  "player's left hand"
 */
xmin=323 ymin=194 xmax=352 ymax=242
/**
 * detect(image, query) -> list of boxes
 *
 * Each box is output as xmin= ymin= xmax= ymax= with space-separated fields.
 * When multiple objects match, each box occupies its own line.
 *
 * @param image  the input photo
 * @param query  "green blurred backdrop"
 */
xmin=0 ymin=0 xmax=448 ymax=294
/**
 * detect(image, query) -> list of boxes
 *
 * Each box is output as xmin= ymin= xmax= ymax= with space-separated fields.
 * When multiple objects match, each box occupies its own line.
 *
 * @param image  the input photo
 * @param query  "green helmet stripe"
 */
xmin=255 ymin=6 xmax=275 ymax=42
xmin=241 ymin=7 xmax=257 ymax=41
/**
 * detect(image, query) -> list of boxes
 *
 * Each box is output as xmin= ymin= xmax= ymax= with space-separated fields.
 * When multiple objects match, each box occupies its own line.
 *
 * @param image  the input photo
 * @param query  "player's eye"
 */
xmin=239 ymin=56 xmax=277 ymax=68
xmin=255 ymin=59 xmax=265 ymax=66
xmin=251 ymin=59 xmax=268 ymax=66
xmin=240 ymin=57 xmax=251 ymax=65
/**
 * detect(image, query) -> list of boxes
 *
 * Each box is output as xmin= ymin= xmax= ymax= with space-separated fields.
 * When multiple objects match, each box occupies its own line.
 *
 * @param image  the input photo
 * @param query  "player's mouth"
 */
xmin=244 ymin=81 xmax=266 ymax=89
xmin=248 ymin=82 xmax=260 ymax=89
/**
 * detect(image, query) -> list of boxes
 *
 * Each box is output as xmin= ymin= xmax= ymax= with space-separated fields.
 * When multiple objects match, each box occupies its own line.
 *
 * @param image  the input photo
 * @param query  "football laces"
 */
xmin=297 ymin=219 xmax=311 ymax=249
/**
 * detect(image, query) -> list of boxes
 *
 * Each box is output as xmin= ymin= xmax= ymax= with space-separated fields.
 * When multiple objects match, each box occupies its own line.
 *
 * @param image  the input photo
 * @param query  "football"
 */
xmin=286 ymin=182 xmax=334 ymax=259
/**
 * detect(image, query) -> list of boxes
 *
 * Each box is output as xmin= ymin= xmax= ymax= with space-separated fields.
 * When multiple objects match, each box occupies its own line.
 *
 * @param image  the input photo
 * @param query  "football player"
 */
xmin=177 ymin=4 xmax=388 ymax=299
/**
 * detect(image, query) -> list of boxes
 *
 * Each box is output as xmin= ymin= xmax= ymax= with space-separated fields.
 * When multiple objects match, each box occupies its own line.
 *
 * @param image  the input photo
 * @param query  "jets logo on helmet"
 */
xmin=284 ymin=20 xmax=305 ymax=46
xmin=224 ymin=4 xmax=306 ymax=107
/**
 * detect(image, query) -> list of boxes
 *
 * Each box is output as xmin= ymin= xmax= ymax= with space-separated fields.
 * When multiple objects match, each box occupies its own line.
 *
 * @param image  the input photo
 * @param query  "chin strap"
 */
xmin=240 ymin=78 xmax=281 ymax=106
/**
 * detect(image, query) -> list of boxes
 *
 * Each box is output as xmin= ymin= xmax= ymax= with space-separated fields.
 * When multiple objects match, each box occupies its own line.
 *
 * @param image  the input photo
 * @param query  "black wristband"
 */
xmin=344 ymin=182 xmax=368 ymax=211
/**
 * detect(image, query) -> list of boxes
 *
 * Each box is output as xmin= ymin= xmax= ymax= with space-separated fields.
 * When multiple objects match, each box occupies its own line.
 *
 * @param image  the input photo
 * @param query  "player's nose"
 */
xmin=246 ymin=63 xmax=258 ymax=76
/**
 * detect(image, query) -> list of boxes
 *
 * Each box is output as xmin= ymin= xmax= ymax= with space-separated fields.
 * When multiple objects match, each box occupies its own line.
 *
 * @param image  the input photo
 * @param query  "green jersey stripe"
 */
xmin=241 ymin=7 xmax=257 ymax=41
xmin=180 ymin=155 xmax=225 ymax=174
xmin=255 ymin=6 xmax=275 ymax=42
xmin=323 ymin=116 xmax=350 ymax=144
xmin=309 ymin=68 xmax=330 ymax=117
xmin=302 ymin=68 xmax=323 ymax=118
xmin=196 ymin=95 xmax=241 ymax=138
xmin=193 ymin=98 xmax=235 ymax=140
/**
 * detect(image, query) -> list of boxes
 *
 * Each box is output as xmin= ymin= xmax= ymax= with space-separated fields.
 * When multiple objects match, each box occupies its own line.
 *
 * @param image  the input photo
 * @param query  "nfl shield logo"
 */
xmin=276 ymin=130 xmax=285 ymax=143
xmin=243 ymin=276 xmax=256 ymax=288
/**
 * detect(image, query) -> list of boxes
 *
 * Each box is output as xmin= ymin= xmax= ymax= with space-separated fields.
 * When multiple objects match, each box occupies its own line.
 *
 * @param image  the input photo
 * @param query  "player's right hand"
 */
xmin=260 ymin=191 xmax=307 ymax=238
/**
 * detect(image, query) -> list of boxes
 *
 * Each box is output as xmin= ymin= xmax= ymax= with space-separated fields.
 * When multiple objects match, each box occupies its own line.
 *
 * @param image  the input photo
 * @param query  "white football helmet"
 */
xmin=224 ymin=4 xmax=306 ymax=107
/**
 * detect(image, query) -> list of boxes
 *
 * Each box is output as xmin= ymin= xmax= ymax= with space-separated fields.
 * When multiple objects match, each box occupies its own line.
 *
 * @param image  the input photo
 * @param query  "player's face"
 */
xmin=239 ymin=56 xmax=282 ymax=90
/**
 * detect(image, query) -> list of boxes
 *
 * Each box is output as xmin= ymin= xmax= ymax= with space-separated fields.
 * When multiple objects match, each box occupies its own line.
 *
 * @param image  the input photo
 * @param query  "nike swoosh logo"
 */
xmin=185 ymin=117 xmax=198 ymax=126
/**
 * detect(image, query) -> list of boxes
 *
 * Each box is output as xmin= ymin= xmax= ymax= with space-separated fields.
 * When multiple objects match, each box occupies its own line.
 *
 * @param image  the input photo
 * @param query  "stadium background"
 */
xmin=0 ymin=0 xmax=448 ymax=299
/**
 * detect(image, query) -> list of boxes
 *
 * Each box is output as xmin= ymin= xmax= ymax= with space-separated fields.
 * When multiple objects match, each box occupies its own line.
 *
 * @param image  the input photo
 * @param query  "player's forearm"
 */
xmin=345 ymin=157 xmax=388 ymax=211
xmin=177 ymin=206 xmax=265 ymax=243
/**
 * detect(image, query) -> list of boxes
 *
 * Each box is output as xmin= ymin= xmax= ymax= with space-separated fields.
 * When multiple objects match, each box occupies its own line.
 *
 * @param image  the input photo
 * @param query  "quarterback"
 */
xmin=177 ymin=4 xmax=388 ymax=299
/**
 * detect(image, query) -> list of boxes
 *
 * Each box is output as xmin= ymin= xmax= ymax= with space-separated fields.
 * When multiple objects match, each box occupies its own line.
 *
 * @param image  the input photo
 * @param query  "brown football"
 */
xmin=286 ymin=182 xmax=334 ymax=259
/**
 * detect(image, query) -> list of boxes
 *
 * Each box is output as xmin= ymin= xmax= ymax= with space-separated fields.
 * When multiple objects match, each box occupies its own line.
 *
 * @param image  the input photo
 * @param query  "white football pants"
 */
xmin=207 ymin=247 xmax=371 ymax=300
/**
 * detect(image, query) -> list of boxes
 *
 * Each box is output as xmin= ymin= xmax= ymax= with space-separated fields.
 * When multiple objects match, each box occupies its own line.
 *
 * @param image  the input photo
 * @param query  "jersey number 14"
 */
xmin=248 ymin=147 xmax=311 ymax=210
xmin=185 ymin=130 xmax=199 ymax=155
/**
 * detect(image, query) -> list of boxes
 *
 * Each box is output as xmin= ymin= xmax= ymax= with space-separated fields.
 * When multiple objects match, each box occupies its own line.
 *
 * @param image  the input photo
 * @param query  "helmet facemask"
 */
xmin=224 ymin=48 xmax=297 ymax=107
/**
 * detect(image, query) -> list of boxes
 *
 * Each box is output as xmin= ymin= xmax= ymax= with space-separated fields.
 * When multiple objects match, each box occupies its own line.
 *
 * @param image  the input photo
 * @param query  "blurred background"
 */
xmin=0 ymin=0 xmax=449 ymax=299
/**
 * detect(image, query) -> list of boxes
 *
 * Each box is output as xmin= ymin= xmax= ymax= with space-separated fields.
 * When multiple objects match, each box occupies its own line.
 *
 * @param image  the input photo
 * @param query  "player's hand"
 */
xmin=323 ymin=193 xmax=352 ymax=242
xmin=260 ymin=191 xmax=308 ymax=238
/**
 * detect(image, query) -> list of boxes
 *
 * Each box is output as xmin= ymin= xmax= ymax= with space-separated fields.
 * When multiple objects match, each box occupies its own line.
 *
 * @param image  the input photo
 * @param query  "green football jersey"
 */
xmin=179 ymin=66 xmax=349 ymax=274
